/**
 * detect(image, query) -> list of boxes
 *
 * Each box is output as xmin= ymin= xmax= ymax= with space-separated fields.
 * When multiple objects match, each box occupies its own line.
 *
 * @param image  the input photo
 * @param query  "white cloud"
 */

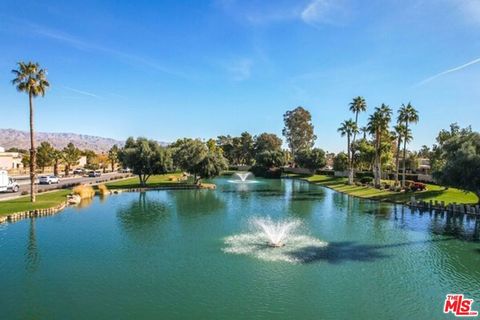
xmin=416 ymin=56 xmax=480 ymax=86
xmin=62 ymin=86 xmax=100 ymax=98
xmin=23 ymin=22 xmax=190 ymax=79
xmin=217 ymin=0 xmax=349 ymax=28
xmin=227 ymin=58 xmax=253 ymax=81
xmin=301 ymin=0 xmax=349 ymax=27
xmin=454 ymin=0 xmax=480 ymax=24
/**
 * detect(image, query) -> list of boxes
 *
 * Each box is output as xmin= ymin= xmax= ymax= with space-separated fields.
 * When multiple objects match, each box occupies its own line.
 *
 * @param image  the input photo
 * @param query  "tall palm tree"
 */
xmin=11 ymin=62 xmax=50 ymax=202
xmin=360 ymin=126 xmax=369 ymax=140
xmin=338 ymin=119 xmax=358 ymax=184
xmin=367 ymin=104 xmax=392 ymax=187
xmin=349 ymin=96 xmax=367 ymax=141
xmin=393 ymin=124 xmax=412 ymax=186
xmin=348 ymin=96 xmax=367 ymax=183
xmin=398 ymin=103 xmax=419 ymax=188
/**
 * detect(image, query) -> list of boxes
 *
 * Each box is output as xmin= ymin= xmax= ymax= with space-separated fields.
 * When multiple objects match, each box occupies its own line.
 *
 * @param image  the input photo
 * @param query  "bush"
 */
xmin=404 ymin=180 xmax=415 ymax=188
xmin=411 ymin=182 xmax=427 ymax=192
xmin=97 ymin=184 xmax=110 ymax=196
xmin=250 ymin=165 xmax=282 ymax=178
xmin=317 ymin=169 xmax=334 ymax=176
xmin=359 ymin=176 xmax=373 ymax=184
xmin=355 ymin=172 xmax=374 ymax=179
xmin=73 ymin=185 xmax=95 ymax=199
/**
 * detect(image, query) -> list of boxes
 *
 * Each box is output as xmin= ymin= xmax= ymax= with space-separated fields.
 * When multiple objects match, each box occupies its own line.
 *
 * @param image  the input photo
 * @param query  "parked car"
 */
xmin=0 ymin=170 xmax=20 ymax=193
xmin=73 ymin=168 xmax=84 ymax=175
xmin=119 ymin=168 xmax=131 ymax=173
xmin=38 ymin=175 xmax=60 ymax=184
xmin=88 ymin=170 xmax=101 ymax=177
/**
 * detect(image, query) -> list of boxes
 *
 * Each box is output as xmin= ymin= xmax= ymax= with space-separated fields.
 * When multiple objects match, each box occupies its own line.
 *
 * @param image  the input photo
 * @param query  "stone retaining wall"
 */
xmin=0 ymin=201 xmax=67 ymax=224
xmin=409 ymin=197 xmax=480 ymax=216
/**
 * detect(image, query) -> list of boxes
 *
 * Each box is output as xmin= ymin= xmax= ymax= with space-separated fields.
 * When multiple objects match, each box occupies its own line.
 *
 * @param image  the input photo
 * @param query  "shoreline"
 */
xmin=292 ymin=175 xmax=480 ymax=217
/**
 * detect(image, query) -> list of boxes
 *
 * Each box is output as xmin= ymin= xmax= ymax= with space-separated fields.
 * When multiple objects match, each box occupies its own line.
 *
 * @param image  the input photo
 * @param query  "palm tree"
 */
xmin=360 ymin=126 xmax=369 ymax=140
xmin=393 ymin=124 xmax=411 ymax=186
xmin=11 ymin=62 xmax=50 ymax=202
xmin=349 ymin=96 xmax=367 ymax=141
xmin=51 ymin=149 xmax=63 ymax=177
xmin=338 ymin=119 xmax=358 ymax=184
xmin=348 ymin=96 xmax=367 ymax=184
xmin=367 ymin=104 xmax=392 ymax=187
xmin=398 ymin=103 xmax=419 ymax=188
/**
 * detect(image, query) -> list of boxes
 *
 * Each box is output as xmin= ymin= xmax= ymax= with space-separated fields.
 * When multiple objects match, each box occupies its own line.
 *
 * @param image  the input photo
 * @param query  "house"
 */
xmin=0 ymin=147 xmax=24 ymax=171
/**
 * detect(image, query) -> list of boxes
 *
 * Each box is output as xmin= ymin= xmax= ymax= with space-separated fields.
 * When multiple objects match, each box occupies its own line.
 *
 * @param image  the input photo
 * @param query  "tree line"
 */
xmin=10 ymin=60 xmax=480 ymax=202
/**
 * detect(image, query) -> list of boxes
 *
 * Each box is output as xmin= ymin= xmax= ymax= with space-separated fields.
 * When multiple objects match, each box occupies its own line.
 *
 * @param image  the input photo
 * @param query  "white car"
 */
xmin=38 ymin=175 xmax=60 ymax=184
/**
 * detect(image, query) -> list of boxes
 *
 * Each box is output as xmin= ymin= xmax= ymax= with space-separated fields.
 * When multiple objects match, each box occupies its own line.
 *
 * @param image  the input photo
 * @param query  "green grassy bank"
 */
xmin=0 ymin=190 xmax=71 ymax=216
xmin=297 ymin=174 xmax=478 ymax=205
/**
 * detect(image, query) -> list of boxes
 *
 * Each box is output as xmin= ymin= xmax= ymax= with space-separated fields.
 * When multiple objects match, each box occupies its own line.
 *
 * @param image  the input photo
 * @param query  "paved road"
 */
xmin=0 ymin=172 xmax=131 ymax=201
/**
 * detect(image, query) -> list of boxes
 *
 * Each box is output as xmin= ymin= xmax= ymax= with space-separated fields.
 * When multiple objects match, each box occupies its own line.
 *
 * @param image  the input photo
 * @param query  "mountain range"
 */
xmin=0 ymin=129 xmax=167 ymax=153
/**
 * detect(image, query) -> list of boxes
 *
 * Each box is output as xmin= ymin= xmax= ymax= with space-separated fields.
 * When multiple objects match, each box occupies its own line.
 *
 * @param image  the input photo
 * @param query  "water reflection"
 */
xmin=117 ymin=192 xmax=169 ymax=236
xmin=25 ymin=218 xmax=39 ymax=272
xmin=173 ymin=190 xmax=225 ymax=216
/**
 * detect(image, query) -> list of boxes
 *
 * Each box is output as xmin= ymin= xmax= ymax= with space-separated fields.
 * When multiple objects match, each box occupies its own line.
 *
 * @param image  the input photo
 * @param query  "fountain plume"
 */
xmin=234 ymin=172 xmax=252 ymax=182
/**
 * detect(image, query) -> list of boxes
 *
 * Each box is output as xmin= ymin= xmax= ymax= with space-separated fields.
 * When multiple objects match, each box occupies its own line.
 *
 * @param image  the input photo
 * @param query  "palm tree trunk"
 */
xmin=375 ymin=130 xmax=382 ymax=187
xmin=29 ymin=92 xmax=36 ymax=202
xmin=347 ymin=135 xmax=353 ymax=184
xmin=394 ymin=137 xmax=401 ymax=186
xmin=402 ymin=122 xmax=408 ymax=188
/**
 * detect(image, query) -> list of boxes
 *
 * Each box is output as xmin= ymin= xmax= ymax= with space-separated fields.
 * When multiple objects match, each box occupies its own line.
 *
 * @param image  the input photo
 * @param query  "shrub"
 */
xmin=411 ymin=182 xmax=427 ymax=192
xmin=250 ymin=165 xmax=282 ymax=178
xmin=73 ymin=185 xmax=95 ymax=199
xmin=359 ymin=176 xmax=373 ymax=184
xmin=355 ymin=172 xmax=374 ymax=179
xmin=97 ymin=184 xmax=110 ymax=196
xmin=317 ymin=169 xmax=334 ymax=176
xmin=404 ymin=180 xmax=415 ymax=188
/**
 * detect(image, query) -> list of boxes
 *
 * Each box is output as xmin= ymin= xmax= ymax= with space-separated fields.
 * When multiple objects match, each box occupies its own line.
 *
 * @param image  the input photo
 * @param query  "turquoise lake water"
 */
xmin=0 ymin=178 xmax=479 ymax=319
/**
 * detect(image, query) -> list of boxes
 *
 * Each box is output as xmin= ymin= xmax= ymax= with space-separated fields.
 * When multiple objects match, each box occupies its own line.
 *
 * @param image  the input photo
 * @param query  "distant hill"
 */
xmin=0 ymin=129 xmax=160 ymax=153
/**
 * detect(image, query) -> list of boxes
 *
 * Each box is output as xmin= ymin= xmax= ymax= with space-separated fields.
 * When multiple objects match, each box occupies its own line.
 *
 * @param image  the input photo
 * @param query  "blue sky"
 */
xmin=0 ymin=0 xmax=479 ymax=153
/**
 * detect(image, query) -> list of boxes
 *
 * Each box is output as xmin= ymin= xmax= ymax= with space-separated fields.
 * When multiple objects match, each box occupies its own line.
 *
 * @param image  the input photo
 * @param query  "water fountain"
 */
xmin=228 ymin=172 xmax=258 ymax=184
xmin=254 ymin=217 xmax=300 ymax=247
xmin=223 ymin=217 xmax=328 ymax=263
xmin=234 ymin=172 xmax=252 ymax=182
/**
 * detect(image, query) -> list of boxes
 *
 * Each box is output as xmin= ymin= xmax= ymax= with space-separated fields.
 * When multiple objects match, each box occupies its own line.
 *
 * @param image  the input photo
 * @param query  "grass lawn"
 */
xmin=0 ymin=190 xmax=71 ymax=216
xmin=298 ymin=174 xmax=478 ymax=205
xmin=106 ymin=173 xmax=188 ymax=189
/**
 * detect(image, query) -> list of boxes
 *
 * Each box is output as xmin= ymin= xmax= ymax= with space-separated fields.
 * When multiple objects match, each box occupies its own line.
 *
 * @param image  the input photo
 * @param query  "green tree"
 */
xmin=254 ymin=133 xmax=283 ymax=154
xmin=398 ymin=103 xmax=419 ymax=188
xmin=172 ymin=138 xmax=226 ymax=183
xmin=367 ymin=104 xmax=392 ymax=187
xmin=51 ymin=149 xmax=63 ymax=176
xmin=119 ymin=137 xmax=173 ymax=186
xmin=349 ymin=96 xmax=367 ymax=147
xmin=433 ymin=130 xmax=480 ymax=203
xmin=239 ymin=132 xmax=254 ymax=165
xmin=11 ymin=61 xmax=50 ymax=202
xmin=62 ymin=143 xmax=81 ymax=177
xmin=255 ymin=150 xmax=285 ymax=168
xmin=282 ymin=106 xmax=316 ymax=161
xmin=393 ymin=124 xmax=411 ymax=185
xmin=338 ymin=119 xmax=358 ymax=184
xmin=333 ymin=152 xmax=349 ymax=171
xmin=295 ymin=148 xmax=326 ymax=172
xmin=352 ymin=138 xmax=375 ymax=171
xmin=216 ymin=135 xmax=235 ymax=164
xmin=108 ymin=145 xmax=119 ymax=171
xmin=193 ymin=139 xmax=228 ymax=182
xmin=36 ymin=141 xmax=55 ymax=173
